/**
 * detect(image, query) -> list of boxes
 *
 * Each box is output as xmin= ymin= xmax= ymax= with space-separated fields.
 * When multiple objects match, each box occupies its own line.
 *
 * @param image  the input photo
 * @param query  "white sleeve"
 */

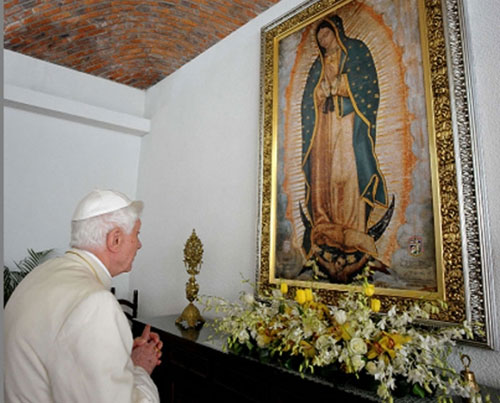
xmin=48 ymin=291 xmax=160 ymax=403
xmin=132 ymin=366 xmax=161 ymax=402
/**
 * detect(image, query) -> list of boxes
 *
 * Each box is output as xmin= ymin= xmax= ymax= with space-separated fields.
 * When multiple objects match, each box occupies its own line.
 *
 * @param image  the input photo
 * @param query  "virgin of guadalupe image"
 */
xmin=298 ymin=16 xmax=394 ymax=283
xmin=275 ymin=3 xmax=437 ymax=292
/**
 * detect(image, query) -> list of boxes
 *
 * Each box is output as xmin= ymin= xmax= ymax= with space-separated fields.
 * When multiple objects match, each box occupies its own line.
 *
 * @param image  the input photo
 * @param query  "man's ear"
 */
xmin=106 ymin=228 xmax=123 ymax=252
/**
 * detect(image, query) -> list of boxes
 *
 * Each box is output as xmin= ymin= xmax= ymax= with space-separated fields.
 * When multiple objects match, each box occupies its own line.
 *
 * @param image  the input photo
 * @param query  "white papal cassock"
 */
xmin=4 ymin=249 xmax=159 ymax=403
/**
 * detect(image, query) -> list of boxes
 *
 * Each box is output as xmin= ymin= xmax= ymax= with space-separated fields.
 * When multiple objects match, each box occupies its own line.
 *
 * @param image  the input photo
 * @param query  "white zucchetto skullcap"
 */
xmin=72 ymin=189 xmax=143 ymax=221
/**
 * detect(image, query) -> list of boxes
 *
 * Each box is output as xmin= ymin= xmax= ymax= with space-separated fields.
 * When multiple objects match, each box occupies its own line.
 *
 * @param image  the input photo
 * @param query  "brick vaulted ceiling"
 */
xmin=4 ymin=0 xmax=282 ymax=89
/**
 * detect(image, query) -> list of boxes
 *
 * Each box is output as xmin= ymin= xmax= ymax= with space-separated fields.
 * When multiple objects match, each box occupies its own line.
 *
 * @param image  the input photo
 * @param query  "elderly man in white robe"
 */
xmin=4 ymin=189 xmax=162 ymax=403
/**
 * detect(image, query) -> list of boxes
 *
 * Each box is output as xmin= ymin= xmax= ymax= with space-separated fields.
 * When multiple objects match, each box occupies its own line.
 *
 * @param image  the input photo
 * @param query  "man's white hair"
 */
xmin=70 ymin=204 xmax=142 ymax=250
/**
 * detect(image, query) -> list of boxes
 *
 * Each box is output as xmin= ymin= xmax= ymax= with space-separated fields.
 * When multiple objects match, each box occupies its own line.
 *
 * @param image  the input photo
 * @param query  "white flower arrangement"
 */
xmin=200 ymin=271 xmax=487 ymax=402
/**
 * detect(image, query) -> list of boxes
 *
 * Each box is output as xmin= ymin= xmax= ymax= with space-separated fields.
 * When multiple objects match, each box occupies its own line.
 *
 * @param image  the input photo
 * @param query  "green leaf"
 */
xmin=412 ymin=384 xmax=426 ymax=398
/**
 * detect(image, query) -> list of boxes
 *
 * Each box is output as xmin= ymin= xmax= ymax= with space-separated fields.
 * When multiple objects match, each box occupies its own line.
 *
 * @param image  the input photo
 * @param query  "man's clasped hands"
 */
xmin=131 ymin=325 xmax=163 ymax=374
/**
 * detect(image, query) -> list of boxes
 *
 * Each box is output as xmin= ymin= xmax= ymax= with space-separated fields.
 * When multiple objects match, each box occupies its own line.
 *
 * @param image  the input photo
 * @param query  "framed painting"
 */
xmin=256 ymin=0 xmax=498 ymax=348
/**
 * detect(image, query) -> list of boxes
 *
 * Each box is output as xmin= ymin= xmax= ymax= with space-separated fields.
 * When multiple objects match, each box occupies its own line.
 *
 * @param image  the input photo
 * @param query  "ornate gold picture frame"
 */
xmin=257 ymin=0 xmax=497 ymax=348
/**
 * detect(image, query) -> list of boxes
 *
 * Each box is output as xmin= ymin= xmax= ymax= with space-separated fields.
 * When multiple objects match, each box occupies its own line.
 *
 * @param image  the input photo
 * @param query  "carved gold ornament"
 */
xmin=176 ymin=229 xmax=205 ymax=328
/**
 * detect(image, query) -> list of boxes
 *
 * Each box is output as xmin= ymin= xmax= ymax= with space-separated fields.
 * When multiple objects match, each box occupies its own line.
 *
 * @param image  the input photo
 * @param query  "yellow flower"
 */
xmin=364 ymin=283 xmax=375 ymax=297
xmin=310 ymin=302 xmax=329 ymax=319
xmin=340 ymin=324 xmax=352 ymax=341
xmin=305 ymin=288 xmax=313 ymax=302
xmin=295 ymin=289 xmax=306 ymax=304
xmin=332 ymin=322 xmax=352 ymax=341
xmin=367 ymin=332 xmax=411 ymax=360
xmin=256 ymin=333 xmax=272 ymax=348
xmin=280 ymin=282 xmax=288 ymax=295
xmin=299 ymin=340 xmax=316 ymax=358
xmin=317 ymin=302 xmax=329 ymax=315
xmin=391 ymin=333 xmax=411 ymax=348
xmin=371 ymin=298 xmax=381 ymax=312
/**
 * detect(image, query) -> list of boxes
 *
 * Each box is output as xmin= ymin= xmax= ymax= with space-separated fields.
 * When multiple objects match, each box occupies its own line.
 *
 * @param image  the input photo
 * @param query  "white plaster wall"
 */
xmin=134 ymin=0 xmax=305 ymax=316
xmin=4 ymin=51 xmax=145 ymax=116
xmin=135 ymin=0 xmax=500 ymax=388
xmin=3 ymin=51 xmax=146 ymax=296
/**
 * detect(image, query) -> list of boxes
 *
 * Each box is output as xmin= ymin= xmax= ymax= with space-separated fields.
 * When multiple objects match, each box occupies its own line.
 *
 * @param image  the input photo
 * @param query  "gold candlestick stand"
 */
xmin=176 ymin=229 xmax=205 ymax=329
